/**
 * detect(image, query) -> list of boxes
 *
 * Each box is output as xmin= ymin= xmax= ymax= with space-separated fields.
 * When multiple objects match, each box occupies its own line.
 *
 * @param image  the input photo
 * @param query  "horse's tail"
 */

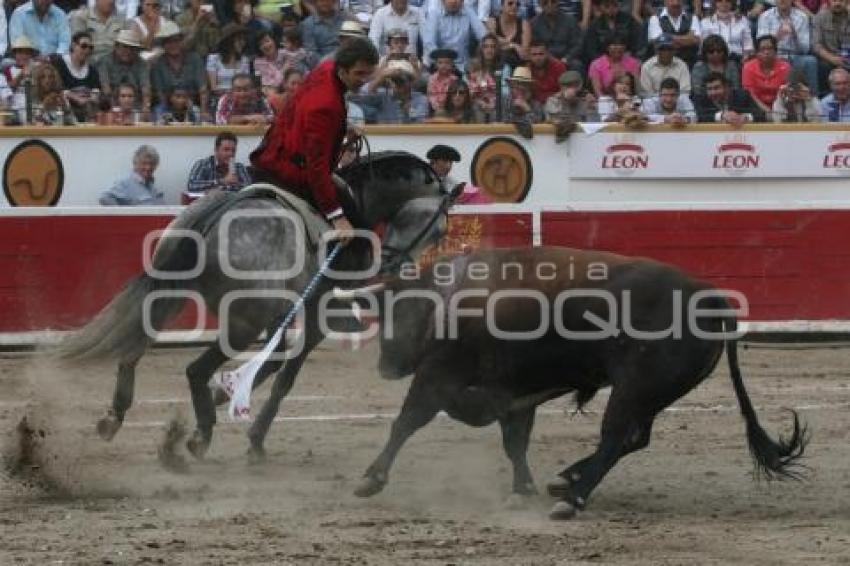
xmin=55 ymin=274 xmax=186 ymax=361
xmin=56 ymin=194 xmax=230 ymax=361
xmin=721 ymin=307 xmax=809 ymax=480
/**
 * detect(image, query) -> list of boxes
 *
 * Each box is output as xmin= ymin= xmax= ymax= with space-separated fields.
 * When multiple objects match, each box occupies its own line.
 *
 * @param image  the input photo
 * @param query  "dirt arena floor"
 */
xmin=1 ymin=339 xmax=849 ymax=565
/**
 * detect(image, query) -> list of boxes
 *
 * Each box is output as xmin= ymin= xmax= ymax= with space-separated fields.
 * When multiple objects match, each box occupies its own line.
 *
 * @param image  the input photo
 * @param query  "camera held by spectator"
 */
xmin=773 ymin=71 xmax=821 ymax=123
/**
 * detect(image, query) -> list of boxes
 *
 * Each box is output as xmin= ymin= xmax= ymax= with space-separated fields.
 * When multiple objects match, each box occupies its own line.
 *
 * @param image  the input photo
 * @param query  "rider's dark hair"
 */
xmin=335 ymin=37 xmax=378 ymax=70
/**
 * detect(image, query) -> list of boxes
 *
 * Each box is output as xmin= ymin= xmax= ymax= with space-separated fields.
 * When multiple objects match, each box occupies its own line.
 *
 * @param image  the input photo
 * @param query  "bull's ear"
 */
xmin=450 ymin=182 xmax=465 ymax=200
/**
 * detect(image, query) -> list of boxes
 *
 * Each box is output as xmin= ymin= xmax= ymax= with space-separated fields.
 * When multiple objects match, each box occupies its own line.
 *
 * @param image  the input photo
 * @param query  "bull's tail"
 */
xmin=723 ymin=315 xmax=809 ymax=480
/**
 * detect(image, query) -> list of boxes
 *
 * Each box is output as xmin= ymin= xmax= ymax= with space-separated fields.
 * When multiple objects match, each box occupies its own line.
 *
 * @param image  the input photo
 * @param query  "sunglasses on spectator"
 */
xmin=77 ymin=42 xmax=94 ymax=49
xmin=705 ymin=48 xmax=724 ymax=54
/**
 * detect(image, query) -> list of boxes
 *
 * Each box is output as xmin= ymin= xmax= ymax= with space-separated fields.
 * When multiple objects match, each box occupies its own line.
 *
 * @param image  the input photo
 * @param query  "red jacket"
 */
xmin=531 ymin=57 xmax=567 ymax=105
xmin=250 ymin=60 xmax=347 ymax=219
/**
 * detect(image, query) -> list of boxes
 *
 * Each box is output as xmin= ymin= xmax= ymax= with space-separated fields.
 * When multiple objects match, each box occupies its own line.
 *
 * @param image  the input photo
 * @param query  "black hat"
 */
xmin=427 ymin=144 xmax=461 ymax=162
xmin=429 ymin=48 xmax=458 ymax=61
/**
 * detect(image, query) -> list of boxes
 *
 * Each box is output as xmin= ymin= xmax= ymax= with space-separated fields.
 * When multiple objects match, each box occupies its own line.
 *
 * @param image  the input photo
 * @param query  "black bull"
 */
xmin=341 ymin=246 xmax=808 ymax=519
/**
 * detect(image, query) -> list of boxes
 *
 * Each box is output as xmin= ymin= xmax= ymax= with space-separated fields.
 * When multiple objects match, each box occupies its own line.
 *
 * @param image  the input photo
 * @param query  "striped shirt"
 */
xmin=186 ymin=155 xmax=252 ymax=194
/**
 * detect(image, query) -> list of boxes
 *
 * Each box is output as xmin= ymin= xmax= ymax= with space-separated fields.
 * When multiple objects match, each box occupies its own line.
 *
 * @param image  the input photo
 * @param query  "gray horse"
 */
xmin=59 ymin=151 xmax=454 ymax=459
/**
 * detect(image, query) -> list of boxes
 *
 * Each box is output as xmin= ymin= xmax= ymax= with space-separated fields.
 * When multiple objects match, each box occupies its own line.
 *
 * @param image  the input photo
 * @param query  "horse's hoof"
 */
xmin=546 ymin=476 xmax=571 ymax=499
xmin=503 ymin=493 xmax=533 ymax=510
xmin=354 ymin=475 xmax=386 ymax=498
xmin=246 ymin=445 xmax=266 ymax=465
xmin=514 ymin=481 xmax=538 ymax=497
xmin=96 ymin=414 xmax=121 ymax=441
xmin=549 ymin=500 xmax=578 ymax=521
xmin=186 ymin=430 xmax=210 ymax=460
xmin=212 ymin=386 xmax=229 ymax=407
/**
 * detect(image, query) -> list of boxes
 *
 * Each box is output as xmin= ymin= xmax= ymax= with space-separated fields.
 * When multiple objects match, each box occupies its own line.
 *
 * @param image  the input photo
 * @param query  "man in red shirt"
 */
xmin=250 ymin=37 xmax=379 ymax=242
xmin=528 ymin=41 xmax=567 ymax=106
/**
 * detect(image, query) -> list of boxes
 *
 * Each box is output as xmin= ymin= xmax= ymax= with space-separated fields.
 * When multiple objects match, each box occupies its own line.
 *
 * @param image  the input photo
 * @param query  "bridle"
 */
xmin=340 ymin=134 xmax=461 ymax=272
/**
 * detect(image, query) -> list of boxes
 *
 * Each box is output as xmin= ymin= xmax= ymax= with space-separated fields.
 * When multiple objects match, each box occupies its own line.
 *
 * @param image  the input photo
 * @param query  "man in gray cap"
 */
xmin=544 ymin=70 xmax=599 ymax=142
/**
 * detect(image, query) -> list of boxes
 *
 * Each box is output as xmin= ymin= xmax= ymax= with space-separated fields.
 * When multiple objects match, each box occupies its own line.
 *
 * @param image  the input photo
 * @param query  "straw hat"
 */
xmin=156 ymin=20 xmax=183 ymax=40
xmin=339 ymin=20 xmax=366 ymax=37
xmin=508 ymin=66 xmax=534 ymax=84
xmin=386 ymin=59 xmax=415 ymax=78
xmin=115 ymin=29 xmax=143 ymax=48
xmin=10 ymin=36 xmax=39 ymax=54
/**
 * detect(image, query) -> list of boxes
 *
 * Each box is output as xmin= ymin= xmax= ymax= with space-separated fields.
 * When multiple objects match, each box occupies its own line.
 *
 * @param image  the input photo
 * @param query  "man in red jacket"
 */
xmin=250 ymin=37 xmax=379 ymax=242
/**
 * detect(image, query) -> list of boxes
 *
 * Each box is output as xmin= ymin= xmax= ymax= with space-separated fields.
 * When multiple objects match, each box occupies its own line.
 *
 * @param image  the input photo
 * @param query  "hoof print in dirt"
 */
xmin=157 ymin=418 xmax=190 ymax=473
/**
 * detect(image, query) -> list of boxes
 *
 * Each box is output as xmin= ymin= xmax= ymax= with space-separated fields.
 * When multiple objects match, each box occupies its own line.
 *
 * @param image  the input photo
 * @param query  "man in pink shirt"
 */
xmin=742 ymin=34 xmax=791 ymax=116
xmin=528 ymin=40 xmax=567 ymax=105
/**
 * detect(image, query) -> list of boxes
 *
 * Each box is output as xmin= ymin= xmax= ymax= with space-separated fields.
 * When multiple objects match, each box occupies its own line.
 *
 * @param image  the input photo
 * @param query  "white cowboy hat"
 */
xmin=11 ymin=36 xmax=39 ymax=54
xmin=339 ymin=20 xmax=366 ymax=38
xmin=156 ymin=20 xmax=183 ymax=40
xmin=115 ymin=29 xmax=143 ymax=48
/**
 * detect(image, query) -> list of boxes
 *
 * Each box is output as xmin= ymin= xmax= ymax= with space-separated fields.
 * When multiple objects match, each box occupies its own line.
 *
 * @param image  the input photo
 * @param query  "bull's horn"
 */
xmin=333 ymin=283 xmax=386 ymax=300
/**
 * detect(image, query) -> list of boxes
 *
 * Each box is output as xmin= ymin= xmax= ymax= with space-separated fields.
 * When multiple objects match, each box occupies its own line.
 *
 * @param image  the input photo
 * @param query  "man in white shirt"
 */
xmin=369 ymin=0 xmax=424 ymax=55
xmin=639 ymin=34 xmax=691 ymax=96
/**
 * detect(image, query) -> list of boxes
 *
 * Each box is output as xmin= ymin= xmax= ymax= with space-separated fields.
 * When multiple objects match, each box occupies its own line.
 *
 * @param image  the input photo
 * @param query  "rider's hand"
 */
xmin=346 ymin=123 xmax=364 ymax=144
xmin=332 ymin=216 xmax=355 ymax=245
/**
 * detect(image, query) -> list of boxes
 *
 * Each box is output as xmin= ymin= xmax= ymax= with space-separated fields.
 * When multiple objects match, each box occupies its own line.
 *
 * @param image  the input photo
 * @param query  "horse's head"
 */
xmin=338 ymin=151 xmax=460 ymax=272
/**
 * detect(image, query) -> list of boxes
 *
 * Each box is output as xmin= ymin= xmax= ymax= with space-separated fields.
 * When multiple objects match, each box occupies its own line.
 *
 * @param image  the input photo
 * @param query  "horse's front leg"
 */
xmin=247 ymin=307 xmax=327 ymax=461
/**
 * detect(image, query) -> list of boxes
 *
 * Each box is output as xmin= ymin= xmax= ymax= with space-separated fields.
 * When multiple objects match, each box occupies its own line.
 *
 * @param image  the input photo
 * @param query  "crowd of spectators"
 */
xmin=2 ymin=0 xmax=849 ymax=129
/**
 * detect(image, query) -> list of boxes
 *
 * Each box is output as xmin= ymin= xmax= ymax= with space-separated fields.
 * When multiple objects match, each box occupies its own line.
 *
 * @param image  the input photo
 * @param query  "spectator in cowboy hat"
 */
xmin=70 ymin=0 xmax=128 ymax=62
xmin=152 ymin=20 xmax=209 ymax=120
xmin=207 ymin=22 xmax=250 ymax=100
xmin=366 ymin=58 xmax=429 ymax=123
xmin=377 ymin=28 xmax=421 ymax=78
xmin=427 ymin=47 xmax=459 ymax=114
xmin=300 ymin=0 xmax=346 ymax=57
xmin=97 ymin=28 xmax=152 ymax=115
xmin=505 ymin=65 xmax=543 ymax=138
xmin=368 ymin=0 xmax=423 ymax=56
xmin=9 ymin=0 xmax=71 ymax=56
xmin=4 ymin=36 xmax=40 ymax=90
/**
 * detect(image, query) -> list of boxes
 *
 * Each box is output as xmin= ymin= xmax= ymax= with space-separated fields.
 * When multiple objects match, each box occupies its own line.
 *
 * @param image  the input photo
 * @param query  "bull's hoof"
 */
xmin=546 ymin=476 xmax=571 ymax=499
xmin=96 ymin=413 xmax=122 ymax=441
xmin=549 ymin=500 xmax=578 ymax=521
xmin=186 ymin=430 xmax=211 ymax=460
xmin=354 ymin=474 xmax=386 ymax=498
xmin=246 ymin=445 xmax=266 ymax=465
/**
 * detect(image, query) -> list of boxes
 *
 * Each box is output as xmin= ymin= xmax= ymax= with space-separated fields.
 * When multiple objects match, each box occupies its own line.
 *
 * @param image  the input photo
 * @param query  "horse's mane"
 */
xmin=337 ymin=151 xmax=440 ymax=190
